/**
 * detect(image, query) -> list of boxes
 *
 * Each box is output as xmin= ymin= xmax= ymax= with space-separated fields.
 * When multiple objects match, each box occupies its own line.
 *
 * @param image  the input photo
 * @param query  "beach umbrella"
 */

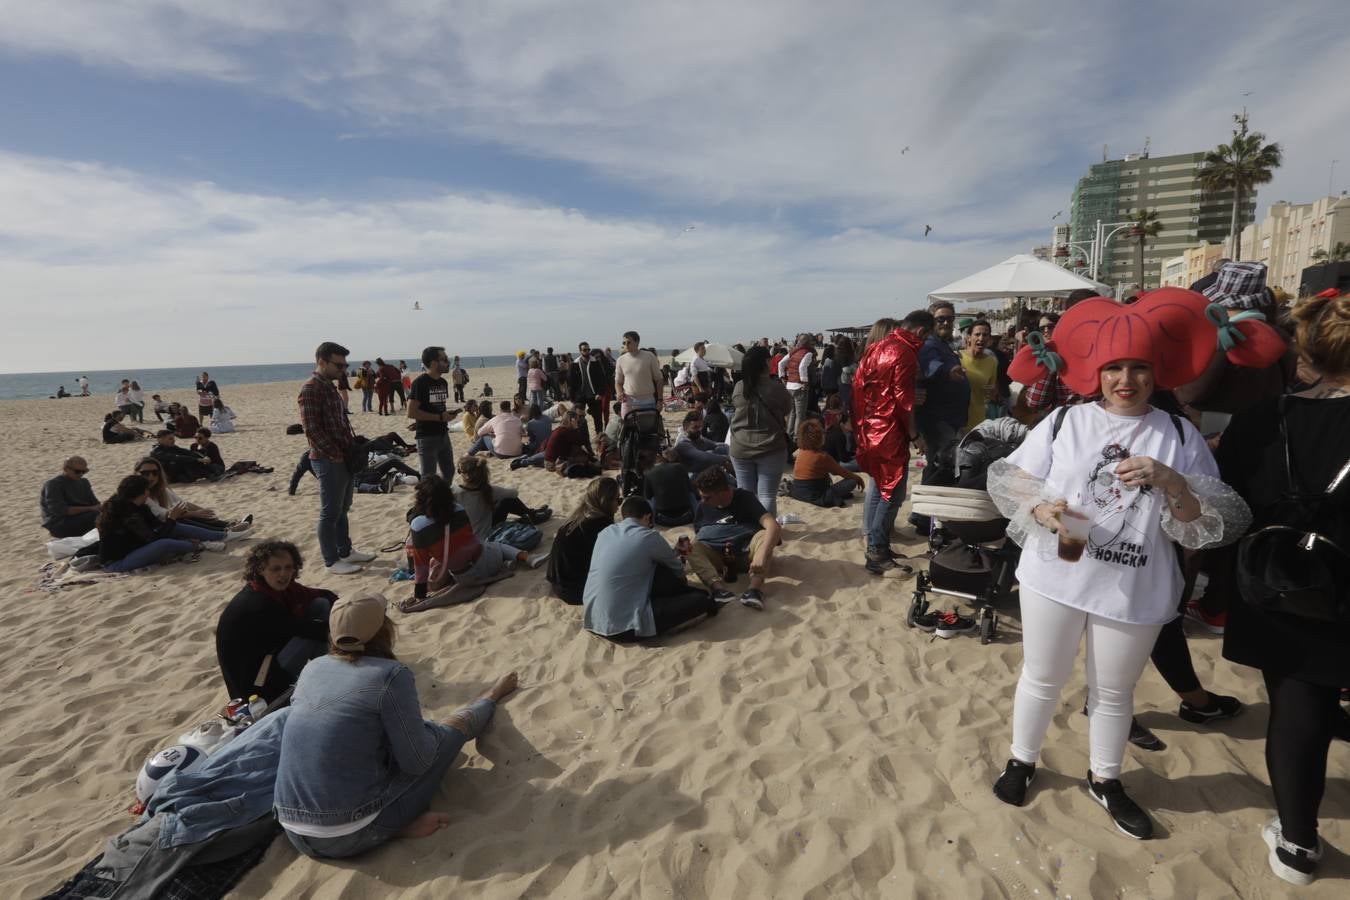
xmin=928 ymin=254 xmax=1110 ymax=303
xmin=674 ymin=342 xmax=744 ymax=370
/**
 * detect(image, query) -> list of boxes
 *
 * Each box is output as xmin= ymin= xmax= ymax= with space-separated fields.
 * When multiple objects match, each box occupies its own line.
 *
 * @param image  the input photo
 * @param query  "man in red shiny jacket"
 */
xmin=853 ymin=310 xmax=933 ymax=573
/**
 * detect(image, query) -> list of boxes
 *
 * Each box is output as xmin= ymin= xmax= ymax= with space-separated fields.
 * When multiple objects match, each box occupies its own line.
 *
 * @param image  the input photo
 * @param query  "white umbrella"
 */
xmin=928 ymin=254 xmax=1110 ymax=303
xmin=674 ymin=342 xmax=743 ymax=369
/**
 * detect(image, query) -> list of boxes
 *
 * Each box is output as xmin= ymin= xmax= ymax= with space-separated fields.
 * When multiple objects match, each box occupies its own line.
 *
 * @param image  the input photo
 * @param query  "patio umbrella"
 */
xmin=674 ymin=342 xmax=744 ymax=370
xmin=928 ymin=254 xmax=1110 ymax=303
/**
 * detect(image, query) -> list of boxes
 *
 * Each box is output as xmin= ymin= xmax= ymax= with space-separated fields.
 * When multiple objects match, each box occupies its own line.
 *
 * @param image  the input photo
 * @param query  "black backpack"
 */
xmin=1236 ymin=398 xmax=1350 ymax=623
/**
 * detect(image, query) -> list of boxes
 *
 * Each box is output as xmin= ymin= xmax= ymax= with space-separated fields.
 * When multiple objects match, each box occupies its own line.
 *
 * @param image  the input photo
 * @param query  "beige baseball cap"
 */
xmin=330 ymin=592 xmax=388 ymax=651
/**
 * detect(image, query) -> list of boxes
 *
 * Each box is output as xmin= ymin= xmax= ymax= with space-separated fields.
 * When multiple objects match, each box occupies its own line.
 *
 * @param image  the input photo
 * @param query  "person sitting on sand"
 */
xmin=685 ymin=466 xmax=782 ymax=610
xmin=102 ymin=411 xmax=150 ymax=444
xmin=55 ymin=385 xmax=70 ymax=398
xmin=523 ymin=403 xmax=553 ymax=455
xmin=289 ymin=449 xmax=420 ymax=495
xmin=95 ymin=475 xmax=232 ymax=573
xmin=789 ymin=418 xmax=865 ymax=507
xmin=134 ymin=457 xmax=251 ymax=533
xmin=190 ymin=428 xmax=274 ymax=478
xmin=452 ymin=456 xmax=551 ymax=540
xmin=151 ymin=430 xmax=225 ymax=483
xmin=40 ymin=456 xmax=100 ymax=537
xmin=597 ymin=400 xmax=624 ymax=465
xmin=643 ymin=449 xmax=697 ymax=526
xmin=511 ymin=408 xmax=594 ymax=471
xmin=468 ymin=400 xmax=526 ymax=458
xmin=150 ymin=394 xmax=171 ymax=422
xmin=672 ymin=410 xmax=732 ymax=475
xmin=449 ymin=399 xmax=480 ymax=435
xmin=274 ymin=592 xmax=519 ymax=860
xmin=210 ymin=397 xmax=237 ymax=434
xmin=216 ymin=540 xmax=336 ymax=704
xmin=173 ymin=406 xmax=202 ymax=440
xmin=546 ymin=477 xmax=621 ymax=605
xmin=582 ymin=496 xmax=718 ymax=641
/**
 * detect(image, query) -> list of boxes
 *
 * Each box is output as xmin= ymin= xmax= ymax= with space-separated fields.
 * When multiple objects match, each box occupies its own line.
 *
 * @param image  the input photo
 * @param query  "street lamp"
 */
xmin=1054 ymin=220 xmax=1134 ymax=283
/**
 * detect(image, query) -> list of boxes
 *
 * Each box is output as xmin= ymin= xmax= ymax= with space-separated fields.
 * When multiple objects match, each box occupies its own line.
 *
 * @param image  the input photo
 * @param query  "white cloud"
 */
xmin=0 ymin=151 xmax=1008 ymax=371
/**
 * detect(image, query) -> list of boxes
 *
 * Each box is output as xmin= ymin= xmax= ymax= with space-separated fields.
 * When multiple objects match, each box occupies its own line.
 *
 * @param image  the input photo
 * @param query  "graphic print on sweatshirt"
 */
xmin=1081 ymin=441 xmax=1153 ymax=569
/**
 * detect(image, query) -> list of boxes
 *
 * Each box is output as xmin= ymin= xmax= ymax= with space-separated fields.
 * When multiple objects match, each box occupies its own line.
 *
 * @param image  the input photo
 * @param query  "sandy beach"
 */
xmin=2 ymin=366 xmax=1346 ymax=899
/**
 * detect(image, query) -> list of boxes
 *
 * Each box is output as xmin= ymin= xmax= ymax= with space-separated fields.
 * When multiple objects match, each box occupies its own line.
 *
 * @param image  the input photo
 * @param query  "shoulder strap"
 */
xmin=1169 ymin=413 xmax=1186 ymax=445
xmin=1277 ymin=395 xmax=1300 ymax=493
xmin=1050 ymin=405 xmax=1070 ymax=442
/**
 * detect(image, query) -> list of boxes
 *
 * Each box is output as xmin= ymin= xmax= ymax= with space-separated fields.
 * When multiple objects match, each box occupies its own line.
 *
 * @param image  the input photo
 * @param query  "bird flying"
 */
xmin=412 ymin=301 xmax=422 ymax=311
xmin=924 ymin=224 xmax=932 ymax=237
xmin=901 ymin=146 xmax=910 ymax=155
xmin=1051 ymin=210 xmax=1063 ymax=220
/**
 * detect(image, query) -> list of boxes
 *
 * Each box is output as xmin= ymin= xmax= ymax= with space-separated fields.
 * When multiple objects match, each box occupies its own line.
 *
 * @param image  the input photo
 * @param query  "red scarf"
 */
xmin=249 ymin=578 xmax=331 ymax=619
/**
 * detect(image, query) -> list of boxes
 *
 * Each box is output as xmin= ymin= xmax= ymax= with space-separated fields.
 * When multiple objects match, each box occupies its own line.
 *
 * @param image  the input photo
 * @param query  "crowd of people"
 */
xmin=35 ymin=269 xmax=1349 ymax=886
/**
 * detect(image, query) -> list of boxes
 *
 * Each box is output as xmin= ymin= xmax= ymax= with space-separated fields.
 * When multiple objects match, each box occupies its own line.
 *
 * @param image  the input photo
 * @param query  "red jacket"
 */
xmin=852 ymin=328 xmax=922 ymax=500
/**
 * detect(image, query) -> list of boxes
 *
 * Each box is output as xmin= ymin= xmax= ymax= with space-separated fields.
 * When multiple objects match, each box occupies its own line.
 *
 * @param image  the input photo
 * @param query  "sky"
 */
xmin=2 ymin=0 xmax=1349 ymax=373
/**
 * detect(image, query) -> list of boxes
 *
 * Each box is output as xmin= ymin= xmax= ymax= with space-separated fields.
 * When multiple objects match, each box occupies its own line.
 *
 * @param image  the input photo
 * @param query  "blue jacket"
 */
xmin=582 ymin=518 xmax=685 ymax=637
xmin=147 ymin=707 xmax=290 ymax=848
xmin=273 ymin=655 xmax=456 ymax=827
xmin=917 ymin=335 xmax=970 ymax=429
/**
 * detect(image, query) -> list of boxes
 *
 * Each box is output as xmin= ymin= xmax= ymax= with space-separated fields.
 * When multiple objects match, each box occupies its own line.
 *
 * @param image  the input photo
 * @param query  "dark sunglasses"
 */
xmin=934 ymin=315 xmax=954 ymax=323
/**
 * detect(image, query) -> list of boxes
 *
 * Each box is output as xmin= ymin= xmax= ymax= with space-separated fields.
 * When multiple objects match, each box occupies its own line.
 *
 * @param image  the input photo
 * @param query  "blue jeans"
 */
xmin=310 ymin=458 xmax=354 ymax=566
xmin=361 ymin=389 xmax=373 ymax=412
xmin=285 ymin=698 xmax=496 ymax=860
xmin=863 ymin=470 xmax=908 ymax=554
xmin=467 ymin=434 xmax=495 ymax=456
xmin=103 ymin=522 xmax=227 ymax=572
xmin=416 ymin=433 xmax=455 ymax=481
xmin=731 ymin=451 xmax=786 ymax=517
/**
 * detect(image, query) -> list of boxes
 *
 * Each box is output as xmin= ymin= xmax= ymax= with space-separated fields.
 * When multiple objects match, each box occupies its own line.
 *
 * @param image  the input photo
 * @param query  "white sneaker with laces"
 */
xmin=201 ymin=541 xmax=227 ymax=552
xmin=325 ymin=559 xmax=363 ymax=575
xmin=343 ymin=549 xmax=378 ymax=563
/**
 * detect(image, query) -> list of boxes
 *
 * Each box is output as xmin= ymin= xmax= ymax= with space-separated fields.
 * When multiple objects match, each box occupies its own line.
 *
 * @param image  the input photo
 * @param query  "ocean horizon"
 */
xmin=0 ymin=355 xmax=523 ymax=401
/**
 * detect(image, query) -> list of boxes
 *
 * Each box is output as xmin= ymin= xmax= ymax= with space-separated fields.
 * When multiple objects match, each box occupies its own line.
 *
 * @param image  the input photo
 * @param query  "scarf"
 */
xmin=248 ymin=578 xmax=331 ymax=619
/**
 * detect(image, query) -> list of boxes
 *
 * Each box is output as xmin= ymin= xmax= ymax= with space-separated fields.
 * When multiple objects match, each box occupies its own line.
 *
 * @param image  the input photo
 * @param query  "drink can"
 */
xmin=225 ymin=698 xmax=246 ymax=718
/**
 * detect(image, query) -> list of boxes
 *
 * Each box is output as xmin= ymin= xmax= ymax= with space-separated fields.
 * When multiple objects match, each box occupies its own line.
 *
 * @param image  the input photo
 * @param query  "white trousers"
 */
xmin=1010 ymin=589 xmax=1163 ymax=780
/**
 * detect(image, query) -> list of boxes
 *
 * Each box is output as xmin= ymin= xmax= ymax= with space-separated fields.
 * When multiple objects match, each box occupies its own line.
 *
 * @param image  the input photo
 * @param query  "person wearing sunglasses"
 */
xmin=134 ymin=457 xmax=251 ymax=534
xmin=299 ymin=341 xmax=377 ymax=575
xmin=40 ymin=456 xmax=101 ymax=537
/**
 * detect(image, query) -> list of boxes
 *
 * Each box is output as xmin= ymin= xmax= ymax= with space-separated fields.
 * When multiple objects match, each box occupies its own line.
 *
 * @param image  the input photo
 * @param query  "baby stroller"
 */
xmin=908 ymin=418 xmax=1027 ymax=644
xmin=619 ymin=409 xmax=670 ymax=496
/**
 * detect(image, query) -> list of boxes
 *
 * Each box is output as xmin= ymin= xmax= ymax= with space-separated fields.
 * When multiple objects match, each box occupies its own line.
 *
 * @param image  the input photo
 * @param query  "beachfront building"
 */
xmin=1069 ymin=150 xmax=1255 ymax=289
xmin=1159 ymin=255 xmax=1188 ymax=287
xmin=1227 ymin=195 xmax=1350 ymax=296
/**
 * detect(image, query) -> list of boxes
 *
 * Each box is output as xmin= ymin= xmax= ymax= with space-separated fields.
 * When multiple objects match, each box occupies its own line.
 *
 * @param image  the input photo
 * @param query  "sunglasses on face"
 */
xmin=934 ymin=316 xmax=954 ymax=323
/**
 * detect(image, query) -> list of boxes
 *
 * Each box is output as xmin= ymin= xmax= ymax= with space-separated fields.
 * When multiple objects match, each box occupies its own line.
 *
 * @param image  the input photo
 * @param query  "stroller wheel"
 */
xmin=907 ymin=592 xmax=929 ymax=628
xmin=979 ymin=609 xmax=997 ymax=645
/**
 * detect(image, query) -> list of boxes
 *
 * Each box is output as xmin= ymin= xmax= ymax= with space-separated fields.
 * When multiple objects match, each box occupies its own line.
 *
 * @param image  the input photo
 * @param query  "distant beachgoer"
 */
xmin=102 ymin=411 xmax=150 ymax=444
xmin=115 ymin=380 xmax=133 ymax=418
xmin=55 ymin=385 xmax=70 ymax=398
xmin=40 ymin=456 xmax=100 ymax=537
xmin=396 ymin=361 xmax=410 ymax=410
xmin=451 ymin=360 xmax=469 ymax=403
xmin=196 ymin=372 xmax=219 ymax=423
xmin=216 ymin=540 xmax=335 ymax=704
xmin=375 ymin=357 xmax=399 ymax=416
xmin=274 ymin=592 xmax=519 ymax=860
xmin=173 ymin=406 xmax=202 ymax=440
xmin=526 ymin=357 xmax=548 ymax=411
xmin=95 ymin=475 xmax=230 ymax=572
xmin=77 ymin=376 xmax=90 ymax=396
xmin=127 ymin=381 xmax=145 ymax=422
xmin=355 ymin=362 xmax=375 ymax=413
xmin=211 ymin=398 xmax=237 ymax=434
xmin=151 ymin=394 xmax=170 ymax=422
xmin=299 ymin=342 xmax=377 ymax=575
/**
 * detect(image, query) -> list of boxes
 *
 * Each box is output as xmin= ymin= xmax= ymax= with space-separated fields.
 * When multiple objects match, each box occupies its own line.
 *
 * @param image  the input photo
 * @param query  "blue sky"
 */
xmin=1 ymin=0 xmax=1348 ymax=372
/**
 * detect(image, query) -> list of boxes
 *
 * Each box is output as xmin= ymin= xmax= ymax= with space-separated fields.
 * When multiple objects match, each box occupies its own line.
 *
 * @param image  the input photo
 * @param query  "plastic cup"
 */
xmin=1057 ymin=506 xmax=1092 ymax=562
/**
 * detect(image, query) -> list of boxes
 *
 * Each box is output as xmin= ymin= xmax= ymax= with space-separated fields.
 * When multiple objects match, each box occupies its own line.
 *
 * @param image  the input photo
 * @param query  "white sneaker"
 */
xmin=325 ymin=559 xmax=364 ymax=575
xmin=343 ymin=549 xmax=378 ymax=563
xmin=201 ymin=541 xmax=227 ymax=552
xmin=399 ymin=474 xmax=420 ymax=485
xmin=526 ymin=551 xmax=550 ymax=570
xmin=1262 ymin=818 xmax=1320 ymax=886
xmin=224 ymin=526 xmax=251 ymax=542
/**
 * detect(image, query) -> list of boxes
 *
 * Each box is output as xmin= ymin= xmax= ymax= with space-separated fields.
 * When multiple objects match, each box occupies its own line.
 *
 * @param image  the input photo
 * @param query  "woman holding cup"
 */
xmin=984 ymin=289 xmax=1284 ymax=839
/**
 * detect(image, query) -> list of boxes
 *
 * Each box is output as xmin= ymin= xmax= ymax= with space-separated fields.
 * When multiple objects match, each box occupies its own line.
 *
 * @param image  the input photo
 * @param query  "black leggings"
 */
xmin=1149 ymin=560 xmax=1201 ymax=695
xmin=355 ymin=458 xmax=419 ymax=485
xmin=492 ymin=497 xmax=534 ymax=524
xmin=608 ymin=569 xmax=716 ymax=641
xmin=1263 ymin=670 xmax=1345 ymax=848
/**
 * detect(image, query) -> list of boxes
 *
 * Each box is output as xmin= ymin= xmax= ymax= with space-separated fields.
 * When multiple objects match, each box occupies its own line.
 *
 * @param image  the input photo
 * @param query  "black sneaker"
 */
xmin=740 ymin=589 xmax=764 ymax=610
xmin=1086 ymin=773 xmax=1153 ymax=840
xmin=993 ymin=759 xmax=1036 ymax=807
xmin=1177 ymin=693 xmax=1243 ymax=725
xmin=1262 ymin=818 xmax=1320 ymax=886
xmin=933 ymin=611 xmax=978 ymax=639
xmin=865 ymin=551 xmax=895 ymax=575
xmin=912 ymin=609 xmax=940 ymax=632
xmin=711 ymin=589 xmax=736 ymax=605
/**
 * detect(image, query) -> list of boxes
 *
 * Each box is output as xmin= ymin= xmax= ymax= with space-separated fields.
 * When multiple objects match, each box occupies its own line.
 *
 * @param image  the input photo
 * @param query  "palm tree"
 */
xmin=1311 ymin=241 xmax=1350 ymax=264
xmin=1199 ymin=113 xmax=1282 ymax=260
xmin=1128 ymin=207 xmax=1163 ymax=287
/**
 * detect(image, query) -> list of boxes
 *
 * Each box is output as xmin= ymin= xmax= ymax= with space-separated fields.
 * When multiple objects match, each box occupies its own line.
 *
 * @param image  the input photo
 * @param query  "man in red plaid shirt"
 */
xmin=299 ymin=341 xmax=376 ymax=574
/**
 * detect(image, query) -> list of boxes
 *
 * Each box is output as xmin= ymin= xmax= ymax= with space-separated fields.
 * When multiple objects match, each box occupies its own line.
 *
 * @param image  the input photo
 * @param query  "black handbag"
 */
xmin=1236 ymin=398 xmax=1350 ymax=623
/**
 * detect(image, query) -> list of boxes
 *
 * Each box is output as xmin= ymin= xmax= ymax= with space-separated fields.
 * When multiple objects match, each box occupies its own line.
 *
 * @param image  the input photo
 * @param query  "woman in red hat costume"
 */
xmin=985 ymin=288 xmax=1285 ymax=839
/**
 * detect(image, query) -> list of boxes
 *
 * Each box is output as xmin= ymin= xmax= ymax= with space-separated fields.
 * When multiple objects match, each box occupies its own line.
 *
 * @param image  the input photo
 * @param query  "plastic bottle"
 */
xmin=246 ymin=694 xmax=268 ymax=719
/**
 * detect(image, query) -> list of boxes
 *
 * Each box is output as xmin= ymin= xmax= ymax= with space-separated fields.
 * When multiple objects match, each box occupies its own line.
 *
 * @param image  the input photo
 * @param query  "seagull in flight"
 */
xmin=924 ymin=224 xmax=932 ymax=237
xmin=412 ymin=301 xmax=422 ymax=311
xmin=1051 ymin=210 xmax=1063 ymax=220
xmin=901 ymin=146 xmax=910 ymax=155
xmin=677 ymin=224 xmax=696 ymax=238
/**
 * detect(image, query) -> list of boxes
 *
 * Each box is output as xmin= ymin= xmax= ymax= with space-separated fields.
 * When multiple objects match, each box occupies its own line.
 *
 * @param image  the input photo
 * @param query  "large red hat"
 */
xmin=1007 ymin=287 xmax=1286 ymax=395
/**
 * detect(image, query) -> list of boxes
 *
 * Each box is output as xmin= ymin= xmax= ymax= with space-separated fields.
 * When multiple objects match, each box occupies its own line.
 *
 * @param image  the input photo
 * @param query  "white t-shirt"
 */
xmin=1004 ymin=403 xmax=1217 ymax=625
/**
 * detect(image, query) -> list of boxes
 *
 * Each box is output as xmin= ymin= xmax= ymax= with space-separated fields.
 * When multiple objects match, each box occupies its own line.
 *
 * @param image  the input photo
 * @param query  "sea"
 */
xmin=0 ymin=356 xmax=521 ymax=401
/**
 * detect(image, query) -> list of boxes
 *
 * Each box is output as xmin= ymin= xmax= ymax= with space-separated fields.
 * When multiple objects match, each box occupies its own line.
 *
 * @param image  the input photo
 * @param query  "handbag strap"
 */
xmin=1278 ymin=394 xmax=1350 ymax=496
